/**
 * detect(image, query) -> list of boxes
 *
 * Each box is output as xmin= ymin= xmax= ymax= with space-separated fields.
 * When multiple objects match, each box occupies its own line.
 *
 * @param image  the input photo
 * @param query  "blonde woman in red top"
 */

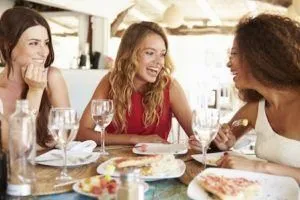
xmin=77 ymin=21 xmax=193 ymax=144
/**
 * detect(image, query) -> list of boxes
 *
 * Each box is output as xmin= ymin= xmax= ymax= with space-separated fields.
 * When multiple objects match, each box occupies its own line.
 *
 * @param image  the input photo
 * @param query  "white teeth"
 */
xmin=147 ymin=69 xmax=158 ymax=76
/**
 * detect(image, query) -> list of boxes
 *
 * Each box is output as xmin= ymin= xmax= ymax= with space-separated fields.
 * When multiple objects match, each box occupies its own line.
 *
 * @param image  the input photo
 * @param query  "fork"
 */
xmin=231 ymin=119 xmax=249 ymax=128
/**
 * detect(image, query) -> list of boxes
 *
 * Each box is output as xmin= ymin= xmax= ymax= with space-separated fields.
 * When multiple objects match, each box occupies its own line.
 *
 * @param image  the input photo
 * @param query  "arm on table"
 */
xmin=218 ymin=154 xmax=300 ymax=184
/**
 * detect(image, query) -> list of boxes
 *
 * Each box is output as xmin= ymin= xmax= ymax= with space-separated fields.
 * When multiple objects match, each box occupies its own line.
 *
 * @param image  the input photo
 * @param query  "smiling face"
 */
xmin=11 ymin=25 xmax=50 ymax=69
xmin=228 ymin=38 xmax=258 ymax=89
xmin=134 ymin=33 xmax=166 ymax=90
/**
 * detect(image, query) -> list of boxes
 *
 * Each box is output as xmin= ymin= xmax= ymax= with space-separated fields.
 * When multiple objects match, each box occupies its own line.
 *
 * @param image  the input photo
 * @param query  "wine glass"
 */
xmin=48 ymin=107 xmax=79 ymax=183
xmin=192 ymin=108 xmax=220 ymax=168
xmin=91 ymin=99 xmax=114 ymax=155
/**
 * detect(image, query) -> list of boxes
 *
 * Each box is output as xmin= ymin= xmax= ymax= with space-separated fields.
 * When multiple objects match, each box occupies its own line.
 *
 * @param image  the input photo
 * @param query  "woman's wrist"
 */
xmin=28 ymin=87 xmax=45 ymax=93
xmin=255 ymin=160 xmax=268 ymax=172
xmin=128 ymin=134 xmax=139 ymax=144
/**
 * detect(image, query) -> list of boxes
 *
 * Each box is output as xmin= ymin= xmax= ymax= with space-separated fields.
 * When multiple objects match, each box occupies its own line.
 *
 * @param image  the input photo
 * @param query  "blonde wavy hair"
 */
xmin=109 ymin=21 xmax=174 ymax=133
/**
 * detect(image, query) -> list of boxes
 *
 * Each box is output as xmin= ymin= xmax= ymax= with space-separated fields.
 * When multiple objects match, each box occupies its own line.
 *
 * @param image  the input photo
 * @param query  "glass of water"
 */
xmin=91 ymin=99 xmax=114 ymax=155
xmin=48 ymin=107 xmax=79 ymax=183
xmin=192 ymin=108 xmax=220 ymax=168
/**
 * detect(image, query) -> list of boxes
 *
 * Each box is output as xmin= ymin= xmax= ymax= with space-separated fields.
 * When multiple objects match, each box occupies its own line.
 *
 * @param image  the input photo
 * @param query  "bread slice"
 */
xmin=198 ymin=174 xmax=259 ymax=200
xmin=114 ymin=155 xmax=163 ymax=169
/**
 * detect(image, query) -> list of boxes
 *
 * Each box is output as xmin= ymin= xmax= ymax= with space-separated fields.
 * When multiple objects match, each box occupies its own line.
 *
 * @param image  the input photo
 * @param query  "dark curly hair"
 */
xmin=234 ymin=14 xmax=300 ymax=102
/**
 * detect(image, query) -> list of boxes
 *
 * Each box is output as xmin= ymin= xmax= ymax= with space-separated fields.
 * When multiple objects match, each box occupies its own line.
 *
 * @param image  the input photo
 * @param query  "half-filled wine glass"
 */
xmin=48 ymin=107 xmax=79 ymax=183
xmin=91 ymin=99 xmax=114 ymax=155
xmin=192 ymin=107 xmax=220 ymax=168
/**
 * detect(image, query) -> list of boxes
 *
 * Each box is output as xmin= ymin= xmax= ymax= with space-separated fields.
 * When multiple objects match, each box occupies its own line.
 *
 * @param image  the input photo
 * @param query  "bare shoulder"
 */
xmin=96 ymin=73 xmax=110 ymax=89
xmin=92 ymin=72 xmax=111 ymax=98
xmin=169 ymin=77 xmax=183 ymax=93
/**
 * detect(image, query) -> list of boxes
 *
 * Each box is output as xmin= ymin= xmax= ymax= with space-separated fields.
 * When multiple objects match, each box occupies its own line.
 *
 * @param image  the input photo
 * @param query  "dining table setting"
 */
xmin=34 ymin=142 xmax=202 ymax=200
xmin=28 ymin=139 xmax=300 ymax=200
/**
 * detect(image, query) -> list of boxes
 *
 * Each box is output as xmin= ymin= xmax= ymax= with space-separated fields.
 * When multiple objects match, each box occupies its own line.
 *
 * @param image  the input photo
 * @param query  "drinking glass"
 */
xmin=91 ymin=99 xmax=114 ymax=155
xmin=192 ymin=108 xmax=220 ymax=168
xmin=48 ymin=108 xmax=79 ymax=183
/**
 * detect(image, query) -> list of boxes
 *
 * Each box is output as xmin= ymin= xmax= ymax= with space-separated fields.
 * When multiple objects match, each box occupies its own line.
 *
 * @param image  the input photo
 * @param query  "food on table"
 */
xmin=79 ymin=175 xmax=118 ymax=195
xmin=115 ymin=154 xmax=162 ymax=168
xmin=198 ymin=174 xmax=260 ymax=200
xmin=113 ymin=154 xmax=178 ymax=176
xmin=206 ymin=158 xmax=219 ymax=166
xmin=240 ymin=119 xmax=249 ymax=126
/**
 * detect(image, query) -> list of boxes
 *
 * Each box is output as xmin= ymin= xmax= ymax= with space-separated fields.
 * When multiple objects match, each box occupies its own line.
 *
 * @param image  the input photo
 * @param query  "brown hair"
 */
xmin=0 ymin=7 xmax=54 ymax=147
xmin=109 ymin=21 xmax=174 ymax=133
xmin=234 ymin=14 xmax=300 ymax=102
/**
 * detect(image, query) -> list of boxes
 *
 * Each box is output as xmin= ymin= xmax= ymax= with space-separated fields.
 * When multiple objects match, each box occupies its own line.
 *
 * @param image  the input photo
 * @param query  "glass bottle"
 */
xmin=116 ymin=171 xmax=144 ymax=200
xmin=7 ymin=100 xmax=36 ymax=198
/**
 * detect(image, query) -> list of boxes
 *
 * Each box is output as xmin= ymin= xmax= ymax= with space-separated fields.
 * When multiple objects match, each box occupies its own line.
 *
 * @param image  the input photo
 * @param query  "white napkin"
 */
xmin=36 ymin=140 xmax=97 ymax=164
xmin=55 ymin=140 xmax=97 ymax=153
xmin=67 ymin=140 xmax=97 ymax=153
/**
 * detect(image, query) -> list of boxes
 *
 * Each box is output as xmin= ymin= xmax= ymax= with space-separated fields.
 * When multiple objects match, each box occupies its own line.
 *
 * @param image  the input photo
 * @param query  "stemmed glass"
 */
xmin=192 ymin=107 xmax=220 ymax=168
xmin=48 ymin=107 xmax=79 ymax=183
xmin=91 ymin=99 xmax=114 ymax=155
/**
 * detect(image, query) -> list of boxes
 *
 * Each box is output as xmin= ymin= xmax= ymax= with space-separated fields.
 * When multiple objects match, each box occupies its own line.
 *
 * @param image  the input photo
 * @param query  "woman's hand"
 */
xmin=21 ymin=64 xmax=48 ymax=91
xmin=216 ymin=154 xmax=261 ymax=171
xmin=213 ymin=123 xmax=236 ymax=151
xmin=188 ymin=135 xmax=202 ymax=151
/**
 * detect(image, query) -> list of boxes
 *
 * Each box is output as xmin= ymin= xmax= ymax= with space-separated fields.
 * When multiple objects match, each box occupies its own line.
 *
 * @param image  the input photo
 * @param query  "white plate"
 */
xmin=187 ymin=168 xmax=300 ymax=200
xmin=36 ymin=149 xmax=100 ymax=167
xmin=97 ymin=157 xmax=186 ymax=181
xmin=192 ymin=152 xmax=264 ymax=166
xmin=72 ymin=176 xmax=149 ymax=198
xmin=132 ymin=143 xmax=188 ymax=155
xmin=192 ymin=152 xmax=223 ymax=166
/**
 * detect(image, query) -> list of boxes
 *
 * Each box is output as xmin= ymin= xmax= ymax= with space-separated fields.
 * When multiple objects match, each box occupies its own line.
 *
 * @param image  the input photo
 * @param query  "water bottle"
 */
xmin=7 ymin=100 xmax=36 ymax=198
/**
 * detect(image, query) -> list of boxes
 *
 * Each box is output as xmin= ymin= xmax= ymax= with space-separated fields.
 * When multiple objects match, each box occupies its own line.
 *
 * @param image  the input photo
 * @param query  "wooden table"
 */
xmin=33 ymin=145 xmax=204 ymax=199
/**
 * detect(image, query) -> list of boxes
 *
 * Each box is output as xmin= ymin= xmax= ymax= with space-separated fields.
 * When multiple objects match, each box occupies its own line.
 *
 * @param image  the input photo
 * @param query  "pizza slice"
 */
xmin=198 ymin=174 xmax=260 ymax=200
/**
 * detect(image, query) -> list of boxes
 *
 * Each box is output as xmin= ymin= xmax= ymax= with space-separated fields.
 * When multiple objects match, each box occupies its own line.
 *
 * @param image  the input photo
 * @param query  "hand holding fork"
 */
xmin=214 ymin=119 xmax=249 ymax=151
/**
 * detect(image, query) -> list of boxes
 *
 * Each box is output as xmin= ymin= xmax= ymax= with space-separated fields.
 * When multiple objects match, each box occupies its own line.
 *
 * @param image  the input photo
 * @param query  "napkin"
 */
xmin=36 ymin=140 xmax=97 ymax=164
xmin=67 ymin=140 xmax=97 ymax=153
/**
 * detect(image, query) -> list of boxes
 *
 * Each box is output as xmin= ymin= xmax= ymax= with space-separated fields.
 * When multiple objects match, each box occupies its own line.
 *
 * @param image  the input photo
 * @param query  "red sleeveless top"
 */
xmin=106 ymin=82 xmax=172 ymax=140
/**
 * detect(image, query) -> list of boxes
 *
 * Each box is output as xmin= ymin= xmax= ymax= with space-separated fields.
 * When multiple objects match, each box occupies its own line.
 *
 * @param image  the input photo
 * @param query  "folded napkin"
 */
xmin=55 ymin=140 xmax=97 ymax=153
xmin=36 ymin=140 xmax=97 ymax=164
xmin=67 ymin=140 xmax=97 ymax=152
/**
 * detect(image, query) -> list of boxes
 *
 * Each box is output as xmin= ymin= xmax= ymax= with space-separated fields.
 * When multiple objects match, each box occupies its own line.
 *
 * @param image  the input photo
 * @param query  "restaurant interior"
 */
xmin=0 ymin=0 xmax=299 ymax=199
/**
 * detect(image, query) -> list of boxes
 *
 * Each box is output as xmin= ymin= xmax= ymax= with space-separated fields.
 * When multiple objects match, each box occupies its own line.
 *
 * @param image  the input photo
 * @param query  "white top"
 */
xmin=255 ymin=99 xmax=300 ymax=168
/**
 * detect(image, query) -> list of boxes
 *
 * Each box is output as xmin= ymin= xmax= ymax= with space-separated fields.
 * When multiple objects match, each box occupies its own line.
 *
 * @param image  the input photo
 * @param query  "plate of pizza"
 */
xmin=97 ymin=154 xmax=186 ymax=181
xmin=192 ymin=152 xmax=265 ymax=167
xmin=187 ymin=168 xmax=299 ymax=200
